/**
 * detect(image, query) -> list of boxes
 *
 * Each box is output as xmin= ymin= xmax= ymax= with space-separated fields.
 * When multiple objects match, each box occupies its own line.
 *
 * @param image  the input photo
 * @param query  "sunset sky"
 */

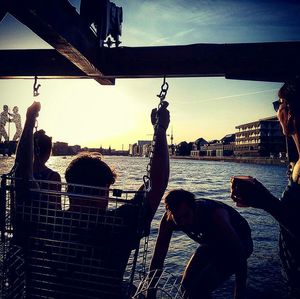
xmin=1 ymin=0 xmax=300 ymax=149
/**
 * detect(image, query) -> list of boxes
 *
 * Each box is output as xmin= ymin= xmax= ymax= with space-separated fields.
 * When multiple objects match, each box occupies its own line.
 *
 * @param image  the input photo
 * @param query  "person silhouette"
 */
xmin=150 ymin=189 xmax=253 ymax=299
xmin=14 ymin=101 xmax=170 ymax=298
xmin=231 ymin=78 xmax=300 ymax=297
xmin=0 ymin=105 xmax=9 ymax=142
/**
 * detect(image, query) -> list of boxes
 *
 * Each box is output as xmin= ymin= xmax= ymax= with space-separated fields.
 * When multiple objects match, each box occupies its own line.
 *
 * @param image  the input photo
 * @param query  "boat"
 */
xmin=0 ymin=0 xmax=299 ymax=298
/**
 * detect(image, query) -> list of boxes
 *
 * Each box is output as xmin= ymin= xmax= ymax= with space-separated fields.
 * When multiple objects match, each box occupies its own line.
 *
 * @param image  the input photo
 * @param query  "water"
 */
xmin=0 ymin=156 xmax=289 ymax=298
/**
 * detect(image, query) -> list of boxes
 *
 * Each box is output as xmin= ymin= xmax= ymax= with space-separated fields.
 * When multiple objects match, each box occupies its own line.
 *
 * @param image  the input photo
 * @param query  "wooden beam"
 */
xmin=0 ymin=0 xmax=7 ymax=22
xmin=100 ymin=44 xmax=224 ymax=78
xmin=99 ymin=42 xmax=300 ymax=82
xmin=0 ymin=42 xmax=299 ymax=82
xmin=223 ymin=42 xmax=300 ymax=82
xmin=2 ymin=1 xmax=299 ymax=83
xmin=0 ymin=49 xmax=87 ymax=79
xmin=5 ymin=0 xmax=114 ymax=85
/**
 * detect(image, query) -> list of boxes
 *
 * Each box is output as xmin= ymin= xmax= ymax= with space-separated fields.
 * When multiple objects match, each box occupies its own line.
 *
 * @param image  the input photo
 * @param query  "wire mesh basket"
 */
xmin=133 ymin=269 xmax=184 ymax=299
xmin=0 ymin=175 xmax=148 ymax=299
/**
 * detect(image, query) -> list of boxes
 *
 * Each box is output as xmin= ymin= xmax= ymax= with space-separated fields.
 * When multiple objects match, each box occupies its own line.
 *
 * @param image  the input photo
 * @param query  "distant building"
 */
xmin=129 ymin=140 xmax=151 ymax=157
xmin=234 ymin=116 xmax=285 ymax=157
xmin=199 ymin=134 xmax=235 ymax=157
xmin=142 ymin=143 xmax=151 ymax=157
xmin=200 ymin=141 xmax=218 ymax=157
xmin=129 ymin=143 xmax=137 ymax=156
xmin=52 ymin=141 xmax=69 ymax=156
xmin=138 ymin=140 xmax=151 ymax=147
xmin=69 ymin=145 xmax=81 ymax=155
xmin=220 ymin=133 xmax=235 ymax=156
xmin=175 ymin=141 xmax=193 ymax=156
xmin=190 ymin=137 xmax=208 ymax=157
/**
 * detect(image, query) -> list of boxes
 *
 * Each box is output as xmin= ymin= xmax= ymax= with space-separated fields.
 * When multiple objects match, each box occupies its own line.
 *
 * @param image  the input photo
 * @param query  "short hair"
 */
xmin=164 ymin=189 xmax=195 ymax=213
xmin=278 ymin=78 xmax=300 ymax=117
xmin=34 ymin=130 xmax=52 ymax=159
xmin=65 ymin=152 xmax=116 ymax=188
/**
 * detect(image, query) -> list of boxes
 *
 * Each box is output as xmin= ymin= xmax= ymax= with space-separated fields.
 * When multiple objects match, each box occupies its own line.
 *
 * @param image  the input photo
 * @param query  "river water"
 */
xmin=0 ymin=156 xmax=290 ymax=298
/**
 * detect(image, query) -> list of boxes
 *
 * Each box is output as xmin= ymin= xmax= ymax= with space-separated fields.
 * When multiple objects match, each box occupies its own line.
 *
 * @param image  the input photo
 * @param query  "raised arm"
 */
xmin=15 ymin=102 xmax=40 ymax=180
xmin=146 ymin=102 xmax=170 ymax=221
xmin=146 ymin=213 xmax=173 ymax=298
xmin=150 ymin=212 xmax=173 ymax=271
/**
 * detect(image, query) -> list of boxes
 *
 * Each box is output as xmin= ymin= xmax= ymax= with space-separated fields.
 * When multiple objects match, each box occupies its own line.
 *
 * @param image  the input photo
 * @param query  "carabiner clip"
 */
xmin=33 ymin=76 xmax=41 ymax=97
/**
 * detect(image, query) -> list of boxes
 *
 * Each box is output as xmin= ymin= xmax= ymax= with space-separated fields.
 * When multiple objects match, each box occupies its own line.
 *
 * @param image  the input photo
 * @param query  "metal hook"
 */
xmin=157 ymin=75 xmax=169 ymax=102
xmin=33 ymin=76 xmax=41 ymax=97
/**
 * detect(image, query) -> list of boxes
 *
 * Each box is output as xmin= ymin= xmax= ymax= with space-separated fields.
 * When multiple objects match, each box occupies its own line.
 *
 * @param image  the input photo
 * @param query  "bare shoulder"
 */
xmin=292 ymin=161 xmax=300 ymax=184
xmin=212 ymin=207 xmax=230 ymax=221
xmin=211 ymin=208 xmax=233 ymax=229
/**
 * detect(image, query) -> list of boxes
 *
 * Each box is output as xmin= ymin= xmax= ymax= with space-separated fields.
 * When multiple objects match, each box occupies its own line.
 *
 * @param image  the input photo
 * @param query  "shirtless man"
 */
xmin=150 ymin=189 xmax=253 ymax=299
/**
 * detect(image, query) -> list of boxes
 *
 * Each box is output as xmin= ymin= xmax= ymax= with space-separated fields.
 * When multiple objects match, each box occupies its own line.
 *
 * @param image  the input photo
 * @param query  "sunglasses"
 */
xmin=273 ymin=99 xmax=284 ymax=112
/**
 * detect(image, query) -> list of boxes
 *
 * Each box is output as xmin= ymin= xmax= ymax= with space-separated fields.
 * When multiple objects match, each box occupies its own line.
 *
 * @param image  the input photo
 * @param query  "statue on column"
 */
xmin=0 ymin=105 xmax=9 ymax=142
xmin=10 ymin=106 xmax=22 ymax=141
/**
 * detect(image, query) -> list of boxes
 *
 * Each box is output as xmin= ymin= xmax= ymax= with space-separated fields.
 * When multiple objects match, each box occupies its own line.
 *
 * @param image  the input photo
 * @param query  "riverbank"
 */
xmin=171 ymin=155 xmax=288 ymax=165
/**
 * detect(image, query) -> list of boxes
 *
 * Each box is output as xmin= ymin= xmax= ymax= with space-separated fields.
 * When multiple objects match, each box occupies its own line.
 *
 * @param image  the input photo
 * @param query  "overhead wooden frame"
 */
xmin=2 ymin=0 xmax=114 ymax=85
xmin=0 ymin=49 xmax=87 ymax=79
xmin=1 ymin=42 xmax=300 ymax=83
xmin=0 ymin=0 xmax=299 ymax=84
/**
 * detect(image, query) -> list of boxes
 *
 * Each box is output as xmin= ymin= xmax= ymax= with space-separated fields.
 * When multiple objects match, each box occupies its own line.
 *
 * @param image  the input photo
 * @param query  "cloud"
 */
xmin=121 ymin=0 xmax=300 ymax=45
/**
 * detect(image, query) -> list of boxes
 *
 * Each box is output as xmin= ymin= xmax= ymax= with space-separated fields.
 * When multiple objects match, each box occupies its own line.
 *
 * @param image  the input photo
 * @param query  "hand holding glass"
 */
xmin=230 ymin=176 xmax=255 ymax=208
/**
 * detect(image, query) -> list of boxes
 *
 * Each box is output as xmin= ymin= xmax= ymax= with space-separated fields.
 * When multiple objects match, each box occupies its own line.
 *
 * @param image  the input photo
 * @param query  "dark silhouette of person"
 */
xmin=231 ymin=78 xmax=300 ymax=298
xmin=14 ymin=100 xmax=170 ymax=298
xmin=33 ymin=129 xmax=61 ymax=209
xmin=33 ymin=129 xmax=61 ymax=182
xmin=150 ymin=189 xmax=253 ymax=299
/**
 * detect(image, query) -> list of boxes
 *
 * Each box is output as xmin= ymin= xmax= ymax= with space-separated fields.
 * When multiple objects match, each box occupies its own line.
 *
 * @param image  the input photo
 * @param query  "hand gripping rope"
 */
xmin=140 ymin=76 xmax=169 ymax=278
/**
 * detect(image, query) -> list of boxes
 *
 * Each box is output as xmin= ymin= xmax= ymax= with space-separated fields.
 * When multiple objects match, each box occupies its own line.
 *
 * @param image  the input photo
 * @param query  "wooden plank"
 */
xmin=4 ymin=0 xmax=114 ymax=85
xmin=0 ymin=0 xmax=7 ymax=22
xmin=100 ymin=44 xmax=225 ymax=78
xmin=0 ymin=49 xmax=88 ymax=79
xmin=0 ymin=42 xmax=299 ymax=82
xmin=2 ymin=0 xmax=299 ymax=83
xmin=223 ymin=42 xmax=300 ymax=82
xmin=99 ymin=42 xmax=300 ymax=82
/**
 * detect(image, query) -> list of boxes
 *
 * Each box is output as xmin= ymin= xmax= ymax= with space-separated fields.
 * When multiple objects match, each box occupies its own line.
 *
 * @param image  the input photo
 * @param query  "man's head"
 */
xmin=3 ymin=105 xmax=8 ymax=112
xmin=65 ymin=152 xmax=116 ymax=208
xmin=277 ymin=78 xmax=300 ymax=135
xmin=34 ymin=130 xmax=52 ymax=164
xmin=13 ymin=106 xmax=19 ymax=114
xmin=164 ymin=189 xmax=195 ymax=227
